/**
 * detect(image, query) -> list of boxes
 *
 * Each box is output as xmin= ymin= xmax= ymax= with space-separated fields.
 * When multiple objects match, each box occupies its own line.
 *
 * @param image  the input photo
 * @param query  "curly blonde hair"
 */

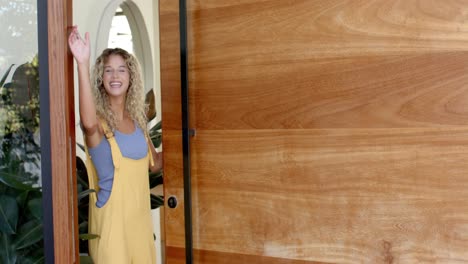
xmin=91 ymin=48 xmax=147 ymax=133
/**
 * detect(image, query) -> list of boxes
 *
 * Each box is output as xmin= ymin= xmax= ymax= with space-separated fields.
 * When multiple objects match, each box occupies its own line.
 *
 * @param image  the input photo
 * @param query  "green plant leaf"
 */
xmin=77 ymin=175 xmax=89 ymax=190
xmin=76 ymin=142 xmax=85 ymax=152
xmin=76 ymin=158 xmax=89 ymax=190
xmin=151 ymin=137 xmax=162 ymax=149
xmin=149 ymin=121 xmax=162 ymax=148
xmin=14 ymin=219 xmax=43 ymax=250
xmin=151 ymin=120 xmax=162 ymax=131
xmin=150 ymin=194 xmax=164 ymax=210
xmin=0 ymin=195 xmax=19 ymax=234
xmin=16 ymin=191 xmax=30 ymax=210
xmin=27 ymin=198 xmax=42 ymax=220
xmin=78 ymin=202 xmax=90 ymax=223
xmin=0 ymin=64 xmax=14 ymax=88
xmin=80 ymin=255 xmax=94 ymax=264
xmin=78 ymin=189 xmax=96 ymax=202
xmin=0 ymin=170 xmax=36 ymax=191
xmin=79 ymin=221 xmax=88 ymax=229
xmin=0 ymin=233 xmax=17 ymax=264
xmin=79 ymin=233 xmax=99 ymax=240
xmin=78 ymin=220 xmax=88 ymax=234
xmin=149 ymin=170 xmax=163 ymax=189
xmin=19 ymin=244 xmax=45 ymax=264
xmin=16 ymin=255 xmax=45 ymax=264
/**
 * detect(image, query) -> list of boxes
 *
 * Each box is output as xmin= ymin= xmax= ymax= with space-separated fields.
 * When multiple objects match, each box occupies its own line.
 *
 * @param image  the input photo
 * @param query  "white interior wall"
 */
xmin=73 ymin=0 xmax=162 ymax=263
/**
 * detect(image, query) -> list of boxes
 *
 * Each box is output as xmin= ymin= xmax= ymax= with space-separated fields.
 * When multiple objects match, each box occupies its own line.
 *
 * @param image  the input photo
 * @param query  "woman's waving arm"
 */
xmin=68 ymin=26 xmax=102 ymax=147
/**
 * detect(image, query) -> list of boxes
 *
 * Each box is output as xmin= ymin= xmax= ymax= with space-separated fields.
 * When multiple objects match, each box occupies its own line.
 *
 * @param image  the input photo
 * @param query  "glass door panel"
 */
xmin=0 ymin=0 xmax=44 ymax=263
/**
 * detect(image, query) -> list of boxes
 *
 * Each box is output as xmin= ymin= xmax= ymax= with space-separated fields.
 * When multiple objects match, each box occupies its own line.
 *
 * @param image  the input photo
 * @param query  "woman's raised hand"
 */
xmin=68 ymin=25 xmax=90 ymax=65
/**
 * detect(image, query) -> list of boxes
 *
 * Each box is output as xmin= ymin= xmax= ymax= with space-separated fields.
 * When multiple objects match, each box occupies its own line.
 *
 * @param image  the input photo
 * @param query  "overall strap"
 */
xmin=146 ymin=133 xmax=155 ymax=167
xmin=100 ymin=120 xmax=122 ymax=169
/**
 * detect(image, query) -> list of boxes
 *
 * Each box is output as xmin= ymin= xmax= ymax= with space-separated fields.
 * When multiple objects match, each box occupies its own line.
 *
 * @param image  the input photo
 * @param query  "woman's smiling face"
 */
xmin=102 ymin=54 xmax=130 ymax=98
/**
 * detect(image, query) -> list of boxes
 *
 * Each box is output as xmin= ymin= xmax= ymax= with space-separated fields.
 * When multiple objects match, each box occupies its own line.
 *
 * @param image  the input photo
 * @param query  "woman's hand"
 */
xmin=149 ymin=139 xmax=163 ymax=173
xmin=68 ymin=25 xmax=90 ymax=65
xmin=153 ymin=152 xmax=163 ymax=173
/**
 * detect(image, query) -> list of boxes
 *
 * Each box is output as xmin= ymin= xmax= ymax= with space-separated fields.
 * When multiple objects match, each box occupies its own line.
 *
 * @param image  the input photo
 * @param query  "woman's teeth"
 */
xmin=110 ymin=82 xmax=121 ymax=88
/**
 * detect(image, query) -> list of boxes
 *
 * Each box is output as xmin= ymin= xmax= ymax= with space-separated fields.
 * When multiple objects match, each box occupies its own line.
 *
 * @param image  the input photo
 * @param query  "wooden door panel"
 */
xmin=160 ymin=0 xmax=182 ymax=130
xmin=188 ymin=129 xmax=468 ymax=262
xmin=160 ymin=0 xmax=468 ymax=263
xmin=167 ymin=247 xmax=331 ymax=264
xmin=163 ymin=130 xmax=185 ymax=249
xmin=190 ymin=53 xmax=468 ymax=129
xmin=186 ymin=0 xmax=468 ymax=130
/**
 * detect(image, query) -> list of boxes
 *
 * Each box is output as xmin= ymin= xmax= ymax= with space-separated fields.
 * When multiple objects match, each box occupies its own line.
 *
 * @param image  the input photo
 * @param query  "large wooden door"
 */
xmin=160 ymin=1 xmax=468 ymax=263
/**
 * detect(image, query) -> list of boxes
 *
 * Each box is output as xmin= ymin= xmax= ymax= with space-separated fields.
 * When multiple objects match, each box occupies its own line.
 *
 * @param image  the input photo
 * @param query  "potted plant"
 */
xmin=0 ymin=58 xmax=44 ymax=263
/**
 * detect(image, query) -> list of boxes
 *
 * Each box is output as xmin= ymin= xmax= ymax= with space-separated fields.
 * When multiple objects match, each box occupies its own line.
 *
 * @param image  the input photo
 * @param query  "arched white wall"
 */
xmin=94 ymin=0 xmax=155 ymax=106
xmin=121 ymin=1 xmax=154 ymax=95
xmin=94 ymin=0 xmax=121 ymax=56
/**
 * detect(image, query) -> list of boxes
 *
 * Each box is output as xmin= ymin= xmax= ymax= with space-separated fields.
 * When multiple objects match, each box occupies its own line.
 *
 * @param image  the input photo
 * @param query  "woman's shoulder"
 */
xmin=83 ymin=119 xmax=105 ymax=148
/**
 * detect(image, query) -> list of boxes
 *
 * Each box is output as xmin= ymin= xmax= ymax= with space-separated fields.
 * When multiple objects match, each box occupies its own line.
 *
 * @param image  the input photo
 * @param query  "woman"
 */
xmin=68 ymin=25 xmax=160 ymax=264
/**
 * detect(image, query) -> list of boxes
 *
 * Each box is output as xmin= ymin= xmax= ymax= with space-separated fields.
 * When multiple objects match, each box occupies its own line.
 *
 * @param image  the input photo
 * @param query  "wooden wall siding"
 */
xmin=160 ymin=0 xmax=468 ymax=263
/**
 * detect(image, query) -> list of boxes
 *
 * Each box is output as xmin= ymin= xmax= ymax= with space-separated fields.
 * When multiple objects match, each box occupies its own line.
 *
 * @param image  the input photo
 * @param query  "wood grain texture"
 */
xmin=182 ymin=0 xmax=468 ymax=130
xmin=160 ymin=0 xmax=183 ymax=131
xmin=167 ymin=247 xmax=332 ymax=264
xmin=161 ymin=130 xmax=186 ymax=250
xmin=189 ymin=129 xmax=468 ymax=263
xmin=189 ymin=52 xmax=468 ymax=129
xmin=160 ymin=0 xmax=187 ymax=258
xmin=159 ymin=0 xmax=468 ymax=263
xmin=48 ymin=0 xmax=77 ymax=262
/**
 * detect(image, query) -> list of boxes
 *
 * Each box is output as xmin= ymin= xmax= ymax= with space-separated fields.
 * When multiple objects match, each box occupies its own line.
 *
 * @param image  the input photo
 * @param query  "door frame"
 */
xmin=38 ymin=0 xmax=78 ymax=263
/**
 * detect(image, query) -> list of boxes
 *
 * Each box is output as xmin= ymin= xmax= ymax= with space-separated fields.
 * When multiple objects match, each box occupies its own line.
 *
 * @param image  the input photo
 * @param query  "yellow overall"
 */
xmin=84 ymin=121 xmax=156 ymax=264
